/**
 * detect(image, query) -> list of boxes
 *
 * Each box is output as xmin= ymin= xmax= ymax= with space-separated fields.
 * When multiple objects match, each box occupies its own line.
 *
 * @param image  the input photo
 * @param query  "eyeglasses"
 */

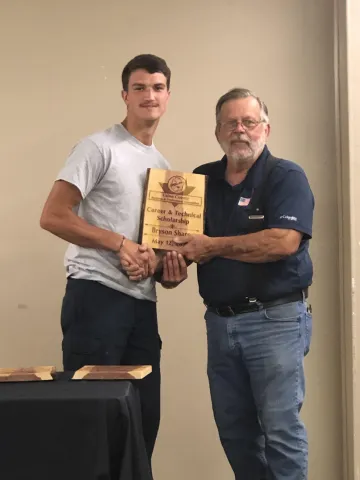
xmin=219 ymin=118 xmax=265 ymax=132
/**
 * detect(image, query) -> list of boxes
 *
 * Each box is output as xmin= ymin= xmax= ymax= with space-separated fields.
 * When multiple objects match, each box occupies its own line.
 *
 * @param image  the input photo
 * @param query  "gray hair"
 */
xmin=215 ymin=88 xmax=269 ymax=124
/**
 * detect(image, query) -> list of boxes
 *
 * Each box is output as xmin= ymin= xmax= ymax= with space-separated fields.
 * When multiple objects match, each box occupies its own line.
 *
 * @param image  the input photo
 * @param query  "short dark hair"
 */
xmin=121 ymin=54 xmax=171 ymax=91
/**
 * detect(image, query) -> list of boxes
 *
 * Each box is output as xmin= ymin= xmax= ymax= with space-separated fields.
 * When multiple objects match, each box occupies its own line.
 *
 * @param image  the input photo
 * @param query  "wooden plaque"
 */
xmin=72 ymin=365 xmax=152 ymax=380
xmin=0 ymin=366 xmax=55 ymax=382
xmin=139 ymin=169 xmax=206 ymax=250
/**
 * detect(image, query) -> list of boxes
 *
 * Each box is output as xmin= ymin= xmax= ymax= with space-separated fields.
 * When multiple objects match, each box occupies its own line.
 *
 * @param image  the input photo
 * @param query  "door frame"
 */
xmin=334 ymin=1 xmax=360 ymax=478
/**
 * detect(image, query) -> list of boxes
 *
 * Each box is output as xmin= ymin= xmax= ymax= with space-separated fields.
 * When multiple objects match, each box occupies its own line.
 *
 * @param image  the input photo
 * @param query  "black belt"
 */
xmin=207 ymin=289 xmax=308 ymax=317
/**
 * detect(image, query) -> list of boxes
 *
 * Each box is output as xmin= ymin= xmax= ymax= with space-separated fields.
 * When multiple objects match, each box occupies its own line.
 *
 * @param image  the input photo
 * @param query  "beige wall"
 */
xmin=0 ymin=1 xmax=343 ymax=479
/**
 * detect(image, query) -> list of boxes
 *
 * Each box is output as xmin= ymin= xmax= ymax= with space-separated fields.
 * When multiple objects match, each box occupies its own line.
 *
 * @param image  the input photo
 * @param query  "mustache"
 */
xmin=140 ymin=102 xmax=159 ymax=107
xmin=230 ymin=135 xmax=249 ymax=144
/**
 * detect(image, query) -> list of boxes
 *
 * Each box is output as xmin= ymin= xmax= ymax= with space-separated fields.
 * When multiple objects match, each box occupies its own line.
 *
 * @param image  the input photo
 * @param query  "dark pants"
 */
xmin=61 ymin=278 xmax=161 ymax=466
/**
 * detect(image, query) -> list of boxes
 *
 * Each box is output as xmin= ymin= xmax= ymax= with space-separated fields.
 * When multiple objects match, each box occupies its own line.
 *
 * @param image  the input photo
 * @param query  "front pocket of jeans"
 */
xmin=304 ymin=311 xmax=312 ymax=355
xmin=264 ymin=302 xmax=300 ymax=321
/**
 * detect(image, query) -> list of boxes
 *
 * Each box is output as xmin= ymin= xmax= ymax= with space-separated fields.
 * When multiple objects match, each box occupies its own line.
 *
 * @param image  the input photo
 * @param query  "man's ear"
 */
xmin=265 ymin=122 xmax=271 ymax=138
xmin=165 ymin=89 xmax=171 ymax=105
xmin=121 ymin=90 xmax=128 ymax=105
xmin=215 ymin=124 xmax=220 ymax=142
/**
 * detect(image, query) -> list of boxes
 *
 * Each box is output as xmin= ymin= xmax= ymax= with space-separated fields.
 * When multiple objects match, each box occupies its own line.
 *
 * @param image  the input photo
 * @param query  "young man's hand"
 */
xmin=161 ymin=251 xmax=188 ymax=289
xmin=120 ymin=242 xmax=159 ymax=281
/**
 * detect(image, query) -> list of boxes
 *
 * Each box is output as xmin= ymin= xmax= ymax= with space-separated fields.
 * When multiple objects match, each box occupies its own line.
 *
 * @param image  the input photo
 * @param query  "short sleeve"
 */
xmin=56 ymin=138 xmax=107 ymax=199
xmin=266 ymin=168 xmax=314 ymax=238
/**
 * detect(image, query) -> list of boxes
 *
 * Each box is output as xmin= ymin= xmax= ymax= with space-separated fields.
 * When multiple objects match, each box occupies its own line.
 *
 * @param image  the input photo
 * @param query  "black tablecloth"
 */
xmin=0 ymin=375 xmax=152 ymax=480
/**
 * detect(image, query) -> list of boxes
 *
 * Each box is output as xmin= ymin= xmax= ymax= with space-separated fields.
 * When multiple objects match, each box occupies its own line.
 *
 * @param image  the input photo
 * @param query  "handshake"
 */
xmin=116 ymin=237 xmax=189 ymax=289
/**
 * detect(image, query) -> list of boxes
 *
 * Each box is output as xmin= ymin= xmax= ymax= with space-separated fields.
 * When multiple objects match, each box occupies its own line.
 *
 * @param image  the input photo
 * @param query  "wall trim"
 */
xmin=334 ymin=0 xmax=360 ymax=478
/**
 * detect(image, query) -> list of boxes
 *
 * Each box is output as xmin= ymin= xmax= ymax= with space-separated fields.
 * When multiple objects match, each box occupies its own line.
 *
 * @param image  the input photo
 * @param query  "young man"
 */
xmin=40 ymin=54 xmax=187 ymax=465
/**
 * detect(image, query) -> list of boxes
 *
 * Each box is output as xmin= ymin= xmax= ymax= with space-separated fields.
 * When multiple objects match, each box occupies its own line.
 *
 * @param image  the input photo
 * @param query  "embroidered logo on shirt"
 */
xmin=238 ymin=197 xmax=251 ymax=206
xmin=280 ymin=215 xmax=298 ymax=221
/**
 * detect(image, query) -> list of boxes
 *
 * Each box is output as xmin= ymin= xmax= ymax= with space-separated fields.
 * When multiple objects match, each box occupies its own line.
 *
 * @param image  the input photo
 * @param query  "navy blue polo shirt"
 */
xmin=193 ymin=146 xmax=314 ymax=306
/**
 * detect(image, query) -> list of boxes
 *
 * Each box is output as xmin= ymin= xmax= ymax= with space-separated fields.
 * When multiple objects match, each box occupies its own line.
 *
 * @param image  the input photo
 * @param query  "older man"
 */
xmin=176 ymin=88 xmax=314 ymax=480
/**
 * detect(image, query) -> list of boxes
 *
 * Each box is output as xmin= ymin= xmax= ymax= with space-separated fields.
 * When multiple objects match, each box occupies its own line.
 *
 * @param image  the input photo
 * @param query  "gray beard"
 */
xmin=227 ymin=142 xmax=265 ymax=171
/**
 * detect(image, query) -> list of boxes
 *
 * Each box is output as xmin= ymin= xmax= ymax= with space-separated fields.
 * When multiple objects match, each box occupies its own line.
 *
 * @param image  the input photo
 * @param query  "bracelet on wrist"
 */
xmin=116 ymin=235 xmax=126 ymax=252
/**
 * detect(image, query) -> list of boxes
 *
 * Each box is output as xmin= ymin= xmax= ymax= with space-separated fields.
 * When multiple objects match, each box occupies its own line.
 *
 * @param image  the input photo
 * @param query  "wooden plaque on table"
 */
xmin=0 ymin=366 xmax=55 ymax=382
xmin=139 ymin=169 xmax=206 ymax=250
xmin=72 ymin=365 xmax=152 ymax=380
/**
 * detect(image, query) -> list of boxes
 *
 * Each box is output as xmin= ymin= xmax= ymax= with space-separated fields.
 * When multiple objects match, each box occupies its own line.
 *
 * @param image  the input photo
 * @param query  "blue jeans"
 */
xmin=205 ymin=300 xmax=312 ymax=480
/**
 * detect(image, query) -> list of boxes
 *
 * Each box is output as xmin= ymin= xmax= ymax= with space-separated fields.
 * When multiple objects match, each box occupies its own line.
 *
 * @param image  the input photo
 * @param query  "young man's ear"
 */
xmin=215 ymin=124 xmax=220 ymax=142
xmin=121 ymin=90 xmax=128 ymax=105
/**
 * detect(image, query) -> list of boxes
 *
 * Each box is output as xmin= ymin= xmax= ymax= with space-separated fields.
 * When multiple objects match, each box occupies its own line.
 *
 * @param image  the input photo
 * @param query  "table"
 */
xmin=0 ymin=374 xmax=152 ymax=480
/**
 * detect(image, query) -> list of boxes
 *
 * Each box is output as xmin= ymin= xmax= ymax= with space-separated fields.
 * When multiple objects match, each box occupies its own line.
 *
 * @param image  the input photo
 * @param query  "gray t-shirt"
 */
xmin=56 ymin=124 xmax=170 ymax=302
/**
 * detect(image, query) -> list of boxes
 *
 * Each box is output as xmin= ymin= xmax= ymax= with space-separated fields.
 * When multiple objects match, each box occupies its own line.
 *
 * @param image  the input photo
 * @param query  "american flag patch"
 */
xmin=238 ymin=197 xmax=251 ymax=206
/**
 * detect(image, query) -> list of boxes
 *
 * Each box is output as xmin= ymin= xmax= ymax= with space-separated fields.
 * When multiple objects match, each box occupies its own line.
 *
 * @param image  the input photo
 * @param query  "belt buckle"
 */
xmin=246 ymin=297 xmax=262 ymax=311
xmin=247 ymin=297 xmax=258 ymax=304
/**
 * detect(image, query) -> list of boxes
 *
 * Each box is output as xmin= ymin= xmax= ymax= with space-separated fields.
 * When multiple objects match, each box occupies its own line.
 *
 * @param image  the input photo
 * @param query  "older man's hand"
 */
xmin=173 ymin=234 xmax=215 ymax=264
